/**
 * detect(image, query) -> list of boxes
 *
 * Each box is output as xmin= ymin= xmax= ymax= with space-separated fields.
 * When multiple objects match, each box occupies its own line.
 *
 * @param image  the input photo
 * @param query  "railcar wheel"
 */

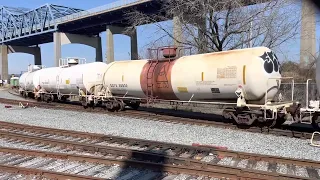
xmin=265 ymin=119 xmax=277 ymax=128
xmin=105 ymin=102 xmax=116 ymax=112
xmin=107 ymin=107 xmax=116 ymax=112
xmin=59 ymin=96 xmax=67 ymax=103
xmin=23 ymin=92 xmax=27 ymax=99
xmin=312 ymin=114 xmax=320 ymax=131
xmin=118 ymin=100 xmax=125 ymax=111
xmin=40 ymin=94 xmax=45 ymax=102
xmin=222 ymin=107 xmax=234 ymax=121
xmin=129 ymin=101 xmax=140 ymax=110
xmin=80 ymin=97 xmax=88 ymax=109
xmin=264 ymin=110 xmax=277 ymax=128
xmin=274 ymin=114 xmax=287 ymax=127
xmin=82 ymin=102 xmax=88 ymax=109
xmin=255 ymin=110 xmax=276 ymax=128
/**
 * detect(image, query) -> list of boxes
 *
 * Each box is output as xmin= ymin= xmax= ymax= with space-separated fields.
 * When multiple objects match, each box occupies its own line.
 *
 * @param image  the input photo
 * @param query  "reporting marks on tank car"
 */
xmin=110 ymin=84 xmax=128 ymax=88
xmin=217 ymin=66 xmax=237 ymax=79
xmin=211 ymin=88 xmax=220 ymax=93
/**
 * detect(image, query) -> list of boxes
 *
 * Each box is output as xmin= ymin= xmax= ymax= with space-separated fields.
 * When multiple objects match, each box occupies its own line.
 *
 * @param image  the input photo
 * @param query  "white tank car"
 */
xmin=36 ymin=61 xmax=108 ymax=95
xmin=20 ymin=58 xmax=109 ymax=99
xmin=103 ymin=46 xmax=282 ymax=105
xmin=19 ymin=65 xmax=42 ymax=92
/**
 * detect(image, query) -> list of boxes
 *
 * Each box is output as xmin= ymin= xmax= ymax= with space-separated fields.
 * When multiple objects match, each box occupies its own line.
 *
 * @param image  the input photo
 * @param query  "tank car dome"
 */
xmin=68 ymin=58 xmax=79 ymax=65
xmin=32 ymin=65 xmax=41 ymax=70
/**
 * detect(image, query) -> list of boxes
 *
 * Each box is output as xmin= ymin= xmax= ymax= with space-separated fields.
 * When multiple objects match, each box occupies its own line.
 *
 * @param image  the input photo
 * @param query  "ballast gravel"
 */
xmin=0 ymin=89 xmax=26 ymax=101
xmin=0 ymin=102 xmax=319 ymax=162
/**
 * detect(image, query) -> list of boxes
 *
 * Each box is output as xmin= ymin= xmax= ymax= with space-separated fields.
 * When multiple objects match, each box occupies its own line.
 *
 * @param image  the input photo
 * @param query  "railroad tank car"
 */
xmin=33 ymin=62 xmax=107 ymax=94
xmin=103 ymin=46 xmax=281 ymax=104
xmin=19 ymin=58 xmax=109 ymax=102
xmin=19 ymin=65 xmax=42 ymax=97
xmin=101 ymin=46 xmax=298 ymax=127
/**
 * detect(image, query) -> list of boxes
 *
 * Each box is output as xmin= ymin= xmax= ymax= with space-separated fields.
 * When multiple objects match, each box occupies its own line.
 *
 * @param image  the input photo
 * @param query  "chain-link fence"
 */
xmin=275 ymin=82 xmax=318 ymax=107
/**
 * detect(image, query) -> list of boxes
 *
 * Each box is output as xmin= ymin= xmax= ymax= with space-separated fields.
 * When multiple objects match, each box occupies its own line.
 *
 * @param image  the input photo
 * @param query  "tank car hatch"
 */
xmin=27 ymin=65 xmax=43 ymax=72
xmin=161 ymin=47 xmax=177 ymax=58
xmin=68 ymin=58 xmax=79 ymax=66
xmin=59 ymin=57 xmax=86 ymax=67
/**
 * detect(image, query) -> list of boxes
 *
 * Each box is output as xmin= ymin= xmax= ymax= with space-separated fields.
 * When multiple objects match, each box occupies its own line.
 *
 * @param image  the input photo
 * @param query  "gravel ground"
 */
xmin=0 ymin=88 xmax=26 ymax=101
xmin=0 ymin=102 xmax=319 ymax=162
xmin=0 ymin=150 xmax=165 ymax=179
xmin=0 ymin=141 xmax=217 ymax=180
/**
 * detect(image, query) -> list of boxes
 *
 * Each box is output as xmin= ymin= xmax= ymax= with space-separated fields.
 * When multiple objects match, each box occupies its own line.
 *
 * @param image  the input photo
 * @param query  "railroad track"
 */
xmin=0 ymin=93 xmax=315 ymax=140
xmin=0 ymin=121 xmax=319 ymax=179
xmin=0 ymin=146 xmax=224 ymax=179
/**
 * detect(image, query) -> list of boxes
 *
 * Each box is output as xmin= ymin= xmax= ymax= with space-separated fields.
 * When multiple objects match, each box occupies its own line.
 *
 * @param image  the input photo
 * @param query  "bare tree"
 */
xmin=280 ymin=52 xmax=318 ymax=83
xmin=125 ymin=0 xmax=301 ymax=53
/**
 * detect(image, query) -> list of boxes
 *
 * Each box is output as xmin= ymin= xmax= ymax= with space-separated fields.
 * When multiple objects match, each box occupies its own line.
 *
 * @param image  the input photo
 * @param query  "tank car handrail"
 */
xmin=264 ymin=77 xmax=295 ymax=120
xmin=27 ymin=64 xmax=45 ymax=72
xmin=265 ymin=76 xmax=295 ymax=103
xmin=147 ymin=46 xmax=192 ymax=60
xmin=306 ymin=79 xmax=313 ymax=108
xmin=58 ymin=57 xmax=87 ymax=67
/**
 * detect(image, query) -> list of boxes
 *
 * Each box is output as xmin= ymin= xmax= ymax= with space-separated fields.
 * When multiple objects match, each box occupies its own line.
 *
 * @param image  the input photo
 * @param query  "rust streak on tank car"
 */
xmin=140 ymin=60 xmax=178 ymax=100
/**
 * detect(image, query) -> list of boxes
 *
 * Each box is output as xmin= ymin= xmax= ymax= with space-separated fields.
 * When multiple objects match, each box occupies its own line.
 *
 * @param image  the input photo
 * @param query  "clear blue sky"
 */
xmin=2 ymin=0 xmax=320 ymax=74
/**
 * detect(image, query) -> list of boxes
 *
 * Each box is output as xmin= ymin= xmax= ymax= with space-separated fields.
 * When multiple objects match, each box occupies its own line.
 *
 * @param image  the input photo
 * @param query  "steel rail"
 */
xmin=0 ymin=122 xmax=319 ymax=179
xmin=0 ymin=142 xmax=311 ymax=180
xmin=0 ymin=95 xmax=314 ymax=140
xmin=0 ymin=120 xmax=318 ymax=168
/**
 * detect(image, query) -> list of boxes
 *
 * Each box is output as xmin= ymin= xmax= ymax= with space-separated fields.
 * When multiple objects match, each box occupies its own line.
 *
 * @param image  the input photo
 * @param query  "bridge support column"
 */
xmin=106 ymin=25 xmax=138 ymax=64
xmin=34 ymin=46 xmax=42 ymax=65
xmin=54 ymin=32 xmax=62 ymax=67
xmin=173 ymin=16 xmax=183 ymax=48
xmin=0 ymin=45 xmax=8 ymax=81
xmin=96 ymin=36 xmax=103 ymax=62
xmin=54 ymin=32 xmax=103 ymax=66
xmin=0 ymin=45 xmax=41 ymax=81
xmin=106 ymin=27 xmax=114 ymax=64
xmin=300 ymin=0 xmax=316 ymax=67
xmin=131 ymin=27 xmax=138 ymax=60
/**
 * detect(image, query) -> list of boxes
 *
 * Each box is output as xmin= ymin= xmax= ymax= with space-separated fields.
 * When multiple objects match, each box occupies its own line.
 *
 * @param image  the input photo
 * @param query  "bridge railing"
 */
xmin=54 ymin=0 xmax=144 ymax=24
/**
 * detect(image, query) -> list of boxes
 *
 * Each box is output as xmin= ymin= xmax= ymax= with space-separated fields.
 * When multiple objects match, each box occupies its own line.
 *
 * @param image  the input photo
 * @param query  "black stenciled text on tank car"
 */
xmin=260 ymin=51 xmax=281 ymax=74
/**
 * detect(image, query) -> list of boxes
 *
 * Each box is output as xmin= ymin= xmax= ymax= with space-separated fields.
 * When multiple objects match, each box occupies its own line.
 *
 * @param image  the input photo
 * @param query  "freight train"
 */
xmin=18 ymin=46 xmax=309 ymax=129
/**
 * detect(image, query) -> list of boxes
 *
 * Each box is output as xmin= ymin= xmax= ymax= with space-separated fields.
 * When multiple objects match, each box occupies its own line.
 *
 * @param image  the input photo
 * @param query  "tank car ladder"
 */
xmin=146 ymin=60 xmax=158 ymax=106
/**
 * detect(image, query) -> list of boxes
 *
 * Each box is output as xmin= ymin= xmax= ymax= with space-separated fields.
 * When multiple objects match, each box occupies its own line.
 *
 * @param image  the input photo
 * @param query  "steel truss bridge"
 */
xmin=0 ymin=4 xmax=84 ymax=45
xmin=0 ymin=0 xmax=156 ymax=46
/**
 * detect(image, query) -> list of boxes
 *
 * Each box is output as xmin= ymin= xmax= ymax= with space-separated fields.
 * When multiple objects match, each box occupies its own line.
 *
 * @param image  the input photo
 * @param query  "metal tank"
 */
xmin=32 ymin=67 xmax=61 ymax=93
xmin=33 ymin=58 xmax=109 ymax=95
xmin=19 ymin=65 xmax=43 ymax=91
xmin=103 ymin=46 xmax=282 ymax=104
